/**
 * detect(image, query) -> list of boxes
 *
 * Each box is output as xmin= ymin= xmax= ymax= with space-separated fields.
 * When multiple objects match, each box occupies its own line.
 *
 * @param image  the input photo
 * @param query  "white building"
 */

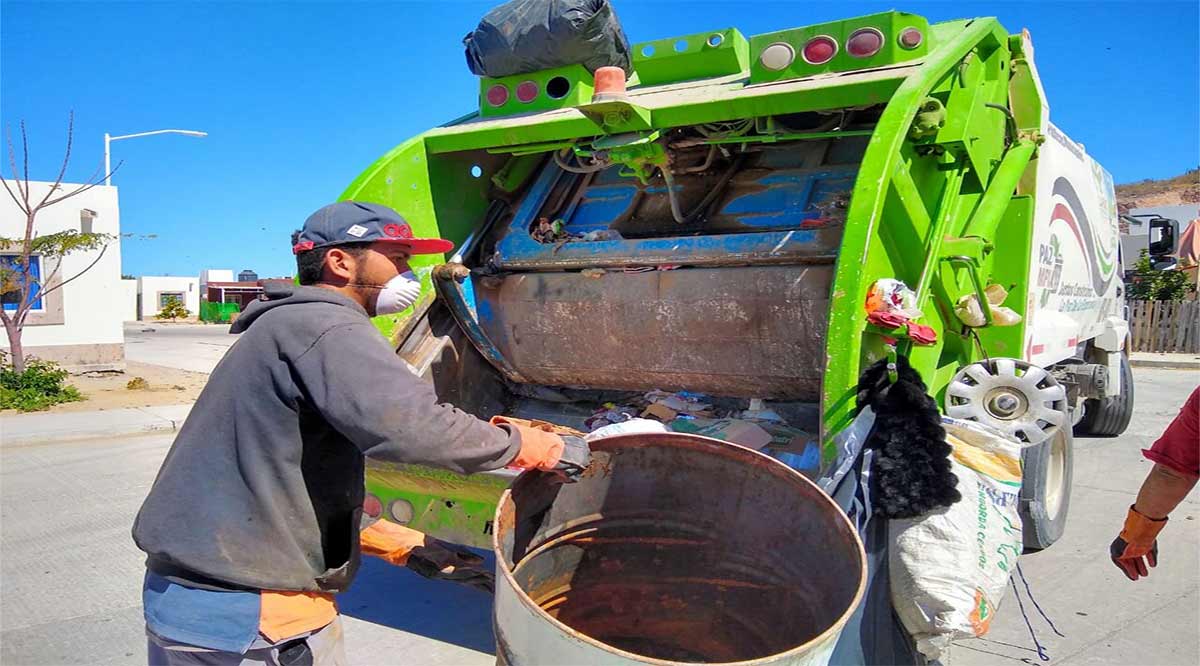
xmin=200 ymin=268 xmax=234 ymax=285
xmin=0 ymin=181 xmax=125 ymax=370
xmin=121 ymin=278 xmax=138 ymax=322
xmin=137 ymin=276 xmax=200 ymax=320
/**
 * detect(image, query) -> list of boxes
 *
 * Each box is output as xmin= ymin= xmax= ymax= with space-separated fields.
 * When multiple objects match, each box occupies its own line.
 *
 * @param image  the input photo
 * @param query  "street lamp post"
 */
xmin=104 ymin=129 xmax=207 ymax=185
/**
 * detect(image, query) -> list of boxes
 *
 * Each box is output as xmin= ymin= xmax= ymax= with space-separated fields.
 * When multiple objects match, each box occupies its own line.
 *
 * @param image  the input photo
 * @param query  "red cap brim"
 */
xmin=377 ymin=237 xmax=455 ymax=255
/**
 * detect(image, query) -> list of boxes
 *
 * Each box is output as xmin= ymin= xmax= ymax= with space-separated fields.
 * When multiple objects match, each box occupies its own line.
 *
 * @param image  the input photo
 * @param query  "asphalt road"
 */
xmin=953 ymin=368 xmax=1199 ymax=666
xmin=123 ymin=323 xmax=237 ymax=374
xmin=0 ymin=369 xmax=1196 ymax=665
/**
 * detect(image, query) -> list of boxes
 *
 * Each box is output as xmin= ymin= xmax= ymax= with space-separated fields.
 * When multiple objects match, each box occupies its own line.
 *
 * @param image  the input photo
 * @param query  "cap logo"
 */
xmin=346 ymin=224 xmax=368 ymax=238
xmin=383 ymin=223 xmax=413 ymax=239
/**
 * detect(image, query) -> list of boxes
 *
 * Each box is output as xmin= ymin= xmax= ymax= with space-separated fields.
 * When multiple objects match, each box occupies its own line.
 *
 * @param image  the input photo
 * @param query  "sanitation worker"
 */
xmin=133 ymin=201 xmax=589 ymax=665
xmin=1109 ymin=385 xmax=1198 ymax=581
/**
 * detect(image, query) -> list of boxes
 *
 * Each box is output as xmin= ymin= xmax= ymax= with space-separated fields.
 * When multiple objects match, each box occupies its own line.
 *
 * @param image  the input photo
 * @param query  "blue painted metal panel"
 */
xmin=494 ymin=161 xmax=854 ymax=269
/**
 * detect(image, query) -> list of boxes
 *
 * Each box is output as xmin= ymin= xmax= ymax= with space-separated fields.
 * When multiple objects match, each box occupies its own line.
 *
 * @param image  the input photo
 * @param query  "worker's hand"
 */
xmin=1110 ymin=505 xmax=1167 ymax=581
xmin=507 ymin=425 xmax=591 ymax=482
xmin=360 ymin=519 xmax=493 ymax=593
xmin=407 ymin=536 xmax=494 ymax=593
xmin=550 ymin=435 xmax=591 ymax=483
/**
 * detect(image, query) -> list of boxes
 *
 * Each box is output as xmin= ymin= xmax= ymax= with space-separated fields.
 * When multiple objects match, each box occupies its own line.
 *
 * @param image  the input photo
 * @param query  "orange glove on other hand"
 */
xmin=1110 ymin=506 xmax=1168 ymax=581
xmin=360 ymin=520 xmax=493 ymax=592
xmin=360 ymin=519 xmax=426 ymax=566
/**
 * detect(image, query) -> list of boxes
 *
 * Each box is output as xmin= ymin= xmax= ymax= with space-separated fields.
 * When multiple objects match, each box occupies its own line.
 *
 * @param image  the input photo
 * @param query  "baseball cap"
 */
xmin=292 ymin=201 xmax=454 ymax=256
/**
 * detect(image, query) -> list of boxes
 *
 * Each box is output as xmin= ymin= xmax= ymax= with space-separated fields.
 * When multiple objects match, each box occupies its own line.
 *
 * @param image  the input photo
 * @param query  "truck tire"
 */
xmin=1019 ymin=425 xmax=1073 ymax=551
xmin=1075 ymin=353 xmax=1135 ymax=437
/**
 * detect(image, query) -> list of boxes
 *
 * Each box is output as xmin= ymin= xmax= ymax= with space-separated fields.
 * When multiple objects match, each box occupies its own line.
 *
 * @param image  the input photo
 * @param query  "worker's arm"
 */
xmin=360 ymin=518 xmax=492 ymax=592
xmin=292 ymin=321 xmax=570 ymax=475
xmin=1133 ymin=463 xmax=1198 ymax=520
xmin=1110 ymin=387 xmax=1199 ymax=581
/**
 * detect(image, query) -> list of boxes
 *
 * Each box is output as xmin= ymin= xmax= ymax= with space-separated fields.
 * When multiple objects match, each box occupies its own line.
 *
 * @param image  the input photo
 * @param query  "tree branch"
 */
xmin=41 ymin=171 xmax=118 ymax=207
xmin=0 ymin=173 xmax=25 ymax=211
xmin=5 ymin=125 xmax=28 ymax=208
xmin=33 ymin=244 xmax=109 ymax=300
xmin=20 ymin=120 xmax=29 ymax=203
xmin=34 ymin=111 xmax=74 ymax=210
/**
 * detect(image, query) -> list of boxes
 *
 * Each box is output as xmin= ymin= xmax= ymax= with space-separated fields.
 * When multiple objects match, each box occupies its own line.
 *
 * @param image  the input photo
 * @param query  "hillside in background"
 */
xmin=1116 ymin=168 xmax=1199 ymax=212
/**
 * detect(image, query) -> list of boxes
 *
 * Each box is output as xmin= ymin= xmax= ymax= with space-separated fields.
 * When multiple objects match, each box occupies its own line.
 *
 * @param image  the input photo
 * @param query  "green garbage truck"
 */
xmin=342 ymin=6 xmax=1131 ymax=659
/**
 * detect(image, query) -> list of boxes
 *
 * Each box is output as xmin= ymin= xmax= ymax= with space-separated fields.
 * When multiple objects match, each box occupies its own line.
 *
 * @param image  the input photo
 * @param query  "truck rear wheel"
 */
xmin=1074 ymin=353 xmax=1134 ymax=437
xmin=1019 ymin=424 xmax=1073 ymax=551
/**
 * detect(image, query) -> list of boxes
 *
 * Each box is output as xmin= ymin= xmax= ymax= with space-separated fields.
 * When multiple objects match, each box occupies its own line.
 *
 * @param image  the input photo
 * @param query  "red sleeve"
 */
xmin=1142 ymin=387 xmax=1200 ymax=477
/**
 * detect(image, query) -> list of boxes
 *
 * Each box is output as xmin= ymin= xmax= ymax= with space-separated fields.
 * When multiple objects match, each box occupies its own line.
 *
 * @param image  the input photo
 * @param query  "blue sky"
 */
xmin=3 ymin=1 xmax=1197 ymax=279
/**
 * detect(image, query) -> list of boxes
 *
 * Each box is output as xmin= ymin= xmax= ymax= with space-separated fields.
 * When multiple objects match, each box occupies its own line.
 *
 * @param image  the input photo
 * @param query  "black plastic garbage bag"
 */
xmin=463 ymin=0 xmax=633 ymax=78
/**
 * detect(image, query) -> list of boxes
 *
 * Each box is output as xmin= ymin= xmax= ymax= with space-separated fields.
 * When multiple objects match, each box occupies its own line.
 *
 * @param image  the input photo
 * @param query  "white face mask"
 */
xmin=373 ymin=271 xmax=422 ymax=315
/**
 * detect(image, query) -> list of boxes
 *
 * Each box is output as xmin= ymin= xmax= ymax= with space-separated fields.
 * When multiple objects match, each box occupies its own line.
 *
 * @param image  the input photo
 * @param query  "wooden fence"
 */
xmin=1128 ymin=300 xmax=1200 ymax=353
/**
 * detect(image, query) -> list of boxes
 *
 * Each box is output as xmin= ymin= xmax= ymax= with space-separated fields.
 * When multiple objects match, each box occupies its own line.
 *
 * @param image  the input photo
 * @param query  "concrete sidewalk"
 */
xmin=1129 ymin=351 xmax=1200 ymax=370
xmin=1 ymin=404 xmax=192 ymax=446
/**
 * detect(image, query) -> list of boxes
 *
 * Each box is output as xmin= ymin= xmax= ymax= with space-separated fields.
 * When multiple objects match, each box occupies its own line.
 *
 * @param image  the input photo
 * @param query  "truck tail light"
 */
xmin=899 ymin=27 xmax=923 ymax=49
xmin=516 ymin=80 xmax=539 ymax=103
xmin=485 ymin=84 xmax=509 ymax=107
xmin=847 ymin=28 xmax=884 ymax=58
xmin=364 ymin=494 xmax=382 ymax=518
xmin=801 ymin=35 xmax=838 ymax=65
xmin=759 ymin=42 xmax=796 ymax=71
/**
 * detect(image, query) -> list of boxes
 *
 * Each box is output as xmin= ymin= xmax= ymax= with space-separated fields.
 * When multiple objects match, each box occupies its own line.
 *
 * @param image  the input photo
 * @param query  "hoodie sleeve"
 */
xmin=292 ymin=321 xmax=522 ymax=474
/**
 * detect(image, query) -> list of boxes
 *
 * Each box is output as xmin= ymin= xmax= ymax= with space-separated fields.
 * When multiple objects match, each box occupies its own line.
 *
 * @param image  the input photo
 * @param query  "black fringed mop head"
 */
xmin=856 ymin=356 xmax=961 ymax=518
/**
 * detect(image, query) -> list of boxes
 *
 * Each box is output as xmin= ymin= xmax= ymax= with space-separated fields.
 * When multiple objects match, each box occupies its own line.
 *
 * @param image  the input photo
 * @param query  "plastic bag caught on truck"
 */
xmin=463 ymin=0 xmax=633 ymax=78
xmin=889 ymin=418 xmax=1024 ymax=661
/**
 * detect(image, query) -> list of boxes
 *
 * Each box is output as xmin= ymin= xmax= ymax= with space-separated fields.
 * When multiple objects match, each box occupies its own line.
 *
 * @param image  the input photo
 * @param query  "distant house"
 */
xmin=0 ymin=181 xmax=126 ymax=371
xmin=137 ymin=276 xmax=200 ymax=320
xmin=203 ymin=278 xmax=290 ymax=311
xmin=199 ymin=269 xmax=291 ymax=321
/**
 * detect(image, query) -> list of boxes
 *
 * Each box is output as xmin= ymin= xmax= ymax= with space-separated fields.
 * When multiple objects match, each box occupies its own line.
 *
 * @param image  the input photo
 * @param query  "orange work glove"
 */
xmin=360 ymin=520 xmax=493 ymax=592
xmin=1110 ymin=506 xmax=1168 ymax=581
xmin=490 ymin=416 xmax=591 ymax=481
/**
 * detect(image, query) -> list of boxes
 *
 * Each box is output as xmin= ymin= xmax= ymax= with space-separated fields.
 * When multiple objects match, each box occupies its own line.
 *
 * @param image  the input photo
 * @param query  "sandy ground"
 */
xmin=6 ymin=361 xmax=209 ymax=415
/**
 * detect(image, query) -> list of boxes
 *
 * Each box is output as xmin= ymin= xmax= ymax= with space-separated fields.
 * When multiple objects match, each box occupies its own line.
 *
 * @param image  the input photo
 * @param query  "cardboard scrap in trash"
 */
xmin=641 ymin=403 xmax=678 ymax=422
xmin=667 ymin=418 xmax=771 ymax=450
xmin=669 ymin=417 xmax=812 ymax=451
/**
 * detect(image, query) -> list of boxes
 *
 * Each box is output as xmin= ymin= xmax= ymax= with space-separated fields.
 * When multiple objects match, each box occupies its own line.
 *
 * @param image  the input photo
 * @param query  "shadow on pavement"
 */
xmin=338 ymin=552 xmax=497 ymax=654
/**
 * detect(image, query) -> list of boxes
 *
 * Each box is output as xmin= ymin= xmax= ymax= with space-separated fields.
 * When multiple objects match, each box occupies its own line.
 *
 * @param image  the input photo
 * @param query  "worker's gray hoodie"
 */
xmin=132 ymin=283 xmax=521 ymax=593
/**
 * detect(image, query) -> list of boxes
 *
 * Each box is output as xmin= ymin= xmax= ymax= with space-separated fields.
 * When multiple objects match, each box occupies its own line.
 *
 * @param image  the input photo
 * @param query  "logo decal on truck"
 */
xmin=1049 ymin=177 xmax=1117 ymax=297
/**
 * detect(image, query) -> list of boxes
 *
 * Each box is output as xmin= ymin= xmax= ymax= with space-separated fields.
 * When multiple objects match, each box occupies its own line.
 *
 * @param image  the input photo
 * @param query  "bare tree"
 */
xmin=0 ymin=113 xmax=118 ymax=373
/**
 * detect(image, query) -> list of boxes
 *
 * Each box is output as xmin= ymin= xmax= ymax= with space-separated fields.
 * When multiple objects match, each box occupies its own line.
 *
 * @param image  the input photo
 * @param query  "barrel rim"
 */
xmin=492 ymin=432 xmax=869 ymax=666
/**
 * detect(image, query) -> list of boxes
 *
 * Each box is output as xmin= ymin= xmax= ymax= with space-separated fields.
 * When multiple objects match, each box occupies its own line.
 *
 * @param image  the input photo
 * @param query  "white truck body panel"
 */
xmin=1025 ymin=123 xmax=1126 ymax=393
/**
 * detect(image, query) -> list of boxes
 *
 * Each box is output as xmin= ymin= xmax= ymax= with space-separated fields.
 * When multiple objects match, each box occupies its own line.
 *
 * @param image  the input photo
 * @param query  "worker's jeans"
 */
xmin=147 ymin=617 xmax=346 ymax=666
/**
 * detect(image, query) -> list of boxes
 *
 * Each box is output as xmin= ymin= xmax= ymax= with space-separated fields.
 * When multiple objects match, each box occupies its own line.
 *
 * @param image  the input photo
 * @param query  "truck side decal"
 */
xmin=1050 ymin=177 xmax=1117 ymax=297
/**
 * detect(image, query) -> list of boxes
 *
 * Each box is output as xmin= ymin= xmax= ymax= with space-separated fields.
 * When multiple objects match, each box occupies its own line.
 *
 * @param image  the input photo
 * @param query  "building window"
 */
xmin=159 ymin=292 xmax=185 ymax=309
xmin=1 ymin=254 xmax=44 ymax=312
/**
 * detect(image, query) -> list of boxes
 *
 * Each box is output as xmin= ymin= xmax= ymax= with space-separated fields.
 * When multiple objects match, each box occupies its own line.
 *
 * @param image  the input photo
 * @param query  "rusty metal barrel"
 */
xmin=493 ymin=433 xmax=867 ymax=666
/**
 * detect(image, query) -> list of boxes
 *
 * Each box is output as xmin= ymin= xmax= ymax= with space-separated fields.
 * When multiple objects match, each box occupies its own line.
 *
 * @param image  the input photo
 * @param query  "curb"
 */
xmin=4 ymin=420 xmax=180 ymax=446
xmin=1 ymin=406 xmax=191 ymax=447
xmin=1130 ymin=359 xmax=1200 ymax=370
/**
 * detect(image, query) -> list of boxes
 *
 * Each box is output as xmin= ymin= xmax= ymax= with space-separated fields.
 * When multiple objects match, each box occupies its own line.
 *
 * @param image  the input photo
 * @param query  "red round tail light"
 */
xmin=515 ymin=80 xmax=539 ymax=103
xmin=801 ymin=35 xmax=838 ymax=65
xmin=363 ymin=494 xmax=382 ymax=519
xmin=899 ymin=28 xmax=923 ymax=49
xmin=485 ymin=84 xmax=509 ymax=107
xmin=847 ymin=28 xmax=884 ymax=58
